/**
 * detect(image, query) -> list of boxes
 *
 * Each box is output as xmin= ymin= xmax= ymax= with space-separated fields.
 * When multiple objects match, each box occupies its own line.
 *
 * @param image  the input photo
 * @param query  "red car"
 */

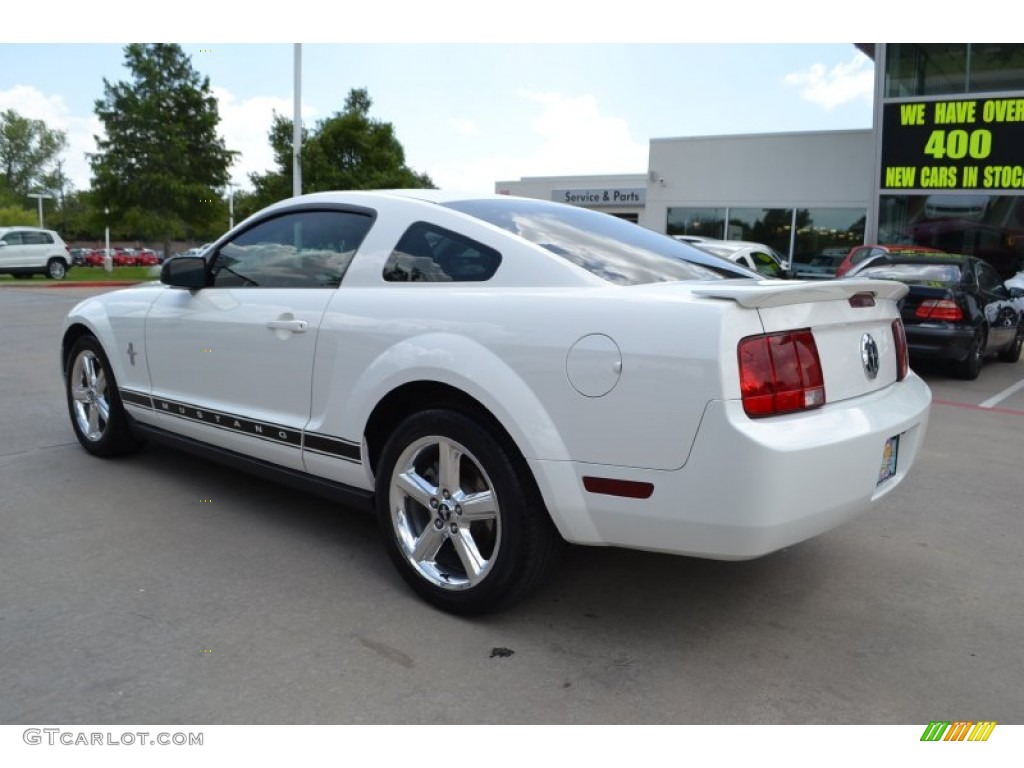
xmin=134 ymin=249 xmax=160 ymax=266
xmin=834 ymin=244 xmax=943 ymax=278
xmin=83 ymin=250 xmax=106 ymax=267
xmin=112 ymin=249 xmax=138 ymax=266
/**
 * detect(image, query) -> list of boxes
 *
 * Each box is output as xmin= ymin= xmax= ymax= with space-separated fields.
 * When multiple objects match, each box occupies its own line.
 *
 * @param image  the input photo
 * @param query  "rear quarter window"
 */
xmin=384 ymin=222 xmax=502 ymax=282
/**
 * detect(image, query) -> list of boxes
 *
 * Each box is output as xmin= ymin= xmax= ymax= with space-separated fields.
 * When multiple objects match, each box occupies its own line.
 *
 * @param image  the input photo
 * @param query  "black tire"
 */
xmin=47 ymin=258 xmax=67 ymax=280
xmin=375 ymin=409 xmax=561 ymax=615
xmin=65 ymin=335 xmax=145 ymax=457
xmin=952 ymin=326 xmax=985 ymax=380
xmin=998 ymin=324 xmax=1024 ymax=363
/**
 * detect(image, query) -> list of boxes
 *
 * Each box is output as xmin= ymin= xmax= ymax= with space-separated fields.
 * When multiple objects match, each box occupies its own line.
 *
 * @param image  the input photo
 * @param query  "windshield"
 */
xmin=444 ymin=198 xmax=754 ymax=285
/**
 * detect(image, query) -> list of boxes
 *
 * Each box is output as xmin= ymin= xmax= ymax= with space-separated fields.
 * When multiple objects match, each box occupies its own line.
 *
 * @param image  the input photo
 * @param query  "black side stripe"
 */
xmin=304 ymin=433 xmax=361 ymax=462
xmin=120 ymin=389 xmax=361 ymax=463
xmin=120 ymin=389 xmax=153 ymax=408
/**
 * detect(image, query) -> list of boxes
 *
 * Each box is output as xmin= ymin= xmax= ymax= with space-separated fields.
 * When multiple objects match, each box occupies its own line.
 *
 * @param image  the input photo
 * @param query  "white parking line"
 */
xmin=979 ymin=377 xmax=1024 ymax=409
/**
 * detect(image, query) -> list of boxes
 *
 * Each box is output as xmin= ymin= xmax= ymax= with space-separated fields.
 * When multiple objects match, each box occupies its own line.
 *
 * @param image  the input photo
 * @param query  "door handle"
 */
xmin=266 ymin=319 xmax=308 ymax=333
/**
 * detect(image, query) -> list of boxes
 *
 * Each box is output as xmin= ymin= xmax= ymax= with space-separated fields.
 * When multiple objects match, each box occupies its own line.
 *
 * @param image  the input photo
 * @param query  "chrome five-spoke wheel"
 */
xmin=376 ymin=409 xmax=560 ymax=615
xmin=64 ymin=335 xmax=143 ymax=457
xmin=389 ymin=435 xmax=501 ymax=590
xmin=70 ymin=349 xmax=111 ymax=442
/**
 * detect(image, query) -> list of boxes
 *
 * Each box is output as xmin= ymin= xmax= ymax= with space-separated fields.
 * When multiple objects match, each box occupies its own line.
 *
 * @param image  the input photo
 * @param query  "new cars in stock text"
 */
xmin=61 ymin=190 xmax=932 ymax=614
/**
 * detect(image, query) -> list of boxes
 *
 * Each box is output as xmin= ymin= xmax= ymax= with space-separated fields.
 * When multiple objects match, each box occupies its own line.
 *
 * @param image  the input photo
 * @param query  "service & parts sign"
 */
xmin=881 ymin=97 xmax=1024 ymax=190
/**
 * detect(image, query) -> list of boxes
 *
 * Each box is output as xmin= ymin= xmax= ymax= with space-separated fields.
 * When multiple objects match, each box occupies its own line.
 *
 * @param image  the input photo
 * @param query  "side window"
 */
xmin=751 ymin=251 xmax=782 ymax=278
xmin=24 ymin=231 xmax=52 ymax=245
xmin=976 ymin=261 xmax=1005 ymax=293
xmin=210 ymin=210 xmax=372 ymax=288
xmin=383 ymin=221 xmax=502 ymax=282
xmin=2 ymin=232 xmax=24 ymax=246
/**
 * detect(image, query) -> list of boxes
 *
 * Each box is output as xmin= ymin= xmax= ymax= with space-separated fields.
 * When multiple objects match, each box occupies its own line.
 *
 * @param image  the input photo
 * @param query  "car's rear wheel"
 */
xmin=375 ymin=409 xmax=560 ymax=615
xmin=66 ymin=336 xmax=144 ymax=457
xmin=998 ymin=324 xmax=1024 ymax=363
xmin=953 ymin=326 xmax=986 ymax=380
xmin=47 ymin=258 xmax=67 ymax=280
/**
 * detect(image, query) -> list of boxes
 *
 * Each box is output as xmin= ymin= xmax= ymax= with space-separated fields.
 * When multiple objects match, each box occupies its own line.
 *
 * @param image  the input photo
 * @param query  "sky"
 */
xmin=0 ymin=3 xmax=959 ymax=199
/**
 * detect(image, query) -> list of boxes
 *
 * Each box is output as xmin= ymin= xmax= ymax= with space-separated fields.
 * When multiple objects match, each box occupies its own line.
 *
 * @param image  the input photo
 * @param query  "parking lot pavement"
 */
xmin=2 ymin=285 xmax=1023 ymax=724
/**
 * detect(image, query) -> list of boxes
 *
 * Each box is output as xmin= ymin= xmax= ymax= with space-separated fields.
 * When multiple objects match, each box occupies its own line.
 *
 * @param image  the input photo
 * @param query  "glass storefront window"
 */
xmin=878 ymin=193 xmax=1024 ymax=278
xmin=666 ymin=207 xmax=724 ymax=239
xmin=967 ymin=44 xmax=1024 ymax=94
xmin=728 ymin=208 xmax=793 ymax=258
xmin=793 ymin=208 xmax=866 ymax=266
xmin=886 ymin=44 xmax=1024 ymax=98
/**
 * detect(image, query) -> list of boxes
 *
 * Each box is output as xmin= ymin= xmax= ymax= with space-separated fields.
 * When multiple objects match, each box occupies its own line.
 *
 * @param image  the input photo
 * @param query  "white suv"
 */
xmin=0 ymin=226 xmax=73 ymax=280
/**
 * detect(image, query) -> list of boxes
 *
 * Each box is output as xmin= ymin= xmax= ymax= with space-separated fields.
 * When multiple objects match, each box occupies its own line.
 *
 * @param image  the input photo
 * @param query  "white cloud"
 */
xmin=0 ymin=84 xmax=101 ymax=193
xmin=784 ymin=54 xmax=874 ymax=110
xmin=212 ymin=87 xmax=318 ymax=188
xmin=430 ymin=91 xmax=648 ymax=192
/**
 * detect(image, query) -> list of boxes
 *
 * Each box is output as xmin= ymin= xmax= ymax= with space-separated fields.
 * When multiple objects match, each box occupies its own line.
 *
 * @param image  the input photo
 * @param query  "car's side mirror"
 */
xmin=160 ymin=256 xmax=208 ymax=289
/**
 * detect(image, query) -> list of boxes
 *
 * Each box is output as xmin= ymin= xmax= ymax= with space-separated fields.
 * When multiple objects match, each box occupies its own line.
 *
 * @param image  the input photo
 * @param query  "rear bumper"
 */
xmin=905 ymin=324 xmax=974 ymax=361
xmin=531 ymin=373 xmax=932 ymax=559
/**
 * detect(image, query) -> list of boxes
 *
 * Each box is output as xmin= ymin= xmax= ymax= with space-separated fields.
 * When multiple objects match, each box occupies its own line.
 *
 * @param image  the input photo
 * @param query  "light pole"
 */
xmin=104 ymin=207 xmax=112 ymax=273
xmin=293 ymin=43 xmax=302 ymax=197
xmin=227 ymin=182 xmax=236 ymax=230
xmin=27 ymin=193 xmax=53 ymax=228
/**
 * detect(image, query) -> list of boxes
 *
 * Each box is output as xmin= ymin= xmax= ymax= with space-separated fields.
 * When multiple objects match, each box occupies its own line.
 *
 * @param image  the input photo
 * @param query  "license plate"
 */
xmin=878 ymin=435 xmax=900 ymax=485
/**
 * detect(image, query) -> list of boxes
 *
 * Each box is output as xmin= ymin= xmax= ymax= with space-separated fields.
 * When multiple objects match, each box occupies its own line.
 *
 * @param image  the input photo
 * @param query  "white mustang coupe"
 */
xmin=61 ymin=190 xmax=932 ymax=614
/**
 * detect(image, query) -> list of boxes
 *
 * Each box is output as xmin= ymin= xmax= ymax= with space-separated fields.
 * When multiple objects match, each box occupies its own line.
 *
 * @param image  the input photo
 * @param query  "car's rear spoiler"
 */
xmin=691 ymin=279 xmax=909 ymax=309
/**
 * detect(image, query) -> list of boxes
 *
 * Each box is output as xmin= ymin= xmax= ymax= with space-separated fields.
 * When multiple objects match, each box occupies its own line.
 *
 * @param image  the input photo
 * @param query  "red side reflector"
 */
xmin=892 ymin=318 xmax=909 ymax=381
xmin=738 ymin=329 xmax=826 ymax=418
xmin=582 ymin=476 xmax=654 ymax=499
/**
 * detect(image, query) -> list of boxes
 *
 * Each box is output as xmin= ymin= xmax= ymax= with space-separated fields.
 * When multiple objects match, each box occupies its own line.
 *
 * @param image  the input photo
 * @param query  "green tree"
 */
xmin=0 ymin=205 xmax=37 ymax=226
xmin=90 ymin=44 xmax=236 ymax=247
xmin=250 ymin=88 xmax=434 ymax=209
xmin=0 ymin=109 xmax=67 ymax=204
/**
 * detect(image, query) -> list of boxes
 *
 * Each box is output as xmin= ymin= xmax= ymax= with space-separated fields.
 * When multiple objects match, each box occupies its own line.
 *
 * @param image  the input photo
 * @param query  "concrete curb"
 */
xmin=0 ymin=281 xmax=146 ymax=288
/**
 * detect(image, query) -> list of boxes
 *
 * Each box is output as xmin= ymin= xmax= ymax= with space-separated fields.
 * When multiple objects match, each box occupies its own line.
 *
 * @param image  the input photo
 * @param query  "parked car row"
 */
xmin=670 ymin=234 xmax=1024 ymax=381
xmin=71 ymin=247 xmax=162 ymax=267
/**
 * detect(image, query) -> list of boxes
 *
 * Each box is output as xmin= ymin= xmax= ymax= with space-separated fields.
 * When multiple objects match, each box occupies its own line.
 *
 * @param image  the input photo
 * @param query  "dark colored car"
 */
xmin=834 ymin=244 xmax=943 ymax=278
xmin=846 ymin=254 xmax=1024 ymax=379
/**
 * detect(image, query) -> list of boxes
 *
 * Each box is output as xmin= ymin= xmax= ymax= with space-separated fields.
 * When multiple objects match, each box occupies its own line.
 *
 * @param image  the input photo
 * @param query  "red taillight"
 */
xmin=915 ymin=299 xmax=963 ymax=321
xmin=892 ymin=319 xmax=909 ymax=381
xmin=738 ymin=329 xmax=826 ymax=418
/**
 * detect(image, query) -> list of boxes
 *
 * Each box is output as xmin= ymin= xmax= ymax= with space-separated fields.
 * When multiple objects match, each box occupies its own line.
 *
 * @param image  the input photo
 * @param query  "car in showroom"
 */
xmin=689 ymin=240 xmax=789 ymax=279
xmin=844 ymin=253 xmax=1024 ymax=379
xmin=60 ymin=190 xmax=932 ymax=614
xmin=0 ymin=226 xmax=72 ymax=279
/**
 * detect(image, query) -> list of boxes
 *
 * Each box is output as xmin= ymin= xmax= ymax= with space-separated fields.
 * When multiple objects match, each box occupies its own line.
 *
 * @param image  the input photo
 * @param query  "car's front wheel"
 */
xmin=47 ymin=258 xmax=67 ymax=280
xmin=66 ymin=336 xmax=144 ymax=457
xmin=375 ymin=409 xmax=560 ymax=615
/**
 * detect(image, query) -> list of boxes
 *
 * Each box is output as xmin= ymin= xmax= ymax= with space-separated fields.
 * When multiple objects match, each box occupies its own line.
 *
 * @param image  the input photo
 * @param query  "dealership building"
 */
xmin=496 ymin=44 xmax=1024 ymax=275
